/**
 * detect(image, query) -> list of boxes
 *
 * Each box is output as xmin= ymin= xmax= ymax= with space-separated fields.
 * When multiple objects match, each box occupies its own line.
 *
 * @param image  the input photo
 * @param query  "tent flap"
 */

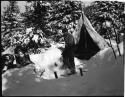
xmin=83 ymin=14 xmax=109 ymax=50
xmin=72 ymin=13 xmax=109 ymax=59
xmin=73 ymin=13 xmax=109 ymax=50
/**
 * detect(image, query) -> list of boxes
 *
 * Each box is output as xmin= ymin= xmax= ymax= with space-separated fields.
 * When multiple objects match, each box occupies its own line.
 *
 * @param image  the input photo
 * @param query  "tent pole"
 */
xmin=81 ymin=2 xmax=87 ymax=48
xmin=107 ymin=29 xmax=117 ymax=60
xmin=85 ymin=26 xmax=87 ymax=48
xmin=113 ymin=26 xmax=121 ymax=56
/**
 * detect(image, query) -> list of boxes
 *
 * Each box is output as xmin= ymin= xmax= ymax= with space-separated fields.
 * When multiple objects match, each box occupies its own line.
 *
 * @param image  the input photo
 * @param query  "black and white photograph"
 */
xmin=1 ymin=0 xmax=124 ymax=96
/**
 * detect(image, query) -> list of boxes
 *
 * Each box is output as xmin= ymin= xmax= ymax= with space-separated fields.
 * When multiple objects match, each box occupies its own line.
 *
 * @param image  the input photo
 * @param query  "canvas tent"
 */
xmin=72 ymin=12 xmax=109 ymax=59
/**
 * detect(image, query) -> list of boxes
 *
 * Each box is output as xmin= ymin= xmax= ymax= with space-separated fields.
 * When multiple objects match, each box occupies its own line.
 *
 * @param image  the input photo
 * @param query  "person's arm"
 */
xmin=64 ymin=32 xmax=75 ymax=46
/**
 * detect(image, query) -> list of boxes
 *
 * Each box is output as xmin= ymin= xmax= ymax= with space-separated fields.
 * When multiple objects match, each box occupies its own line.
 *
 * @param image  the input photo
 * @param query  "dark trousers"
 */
xmin=62 ymin=45 xmax=75 ymax=70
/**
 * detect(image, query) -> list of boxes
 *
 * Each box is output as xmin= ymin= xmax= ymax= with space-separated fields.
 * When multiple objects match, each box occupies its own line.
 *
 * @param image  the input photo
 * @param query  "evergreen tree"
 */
xmin=23 ymin=1 xmax=82 ymax=39
xmin=2 ymin=1 xmax=20 ymax=35
xmin=23 ymin=1 xmax=46 ymax=31
xmin=84 ymin=1 xmax=124 ymax=41
xmin=2 ymin=1 xmax=20 ymax=49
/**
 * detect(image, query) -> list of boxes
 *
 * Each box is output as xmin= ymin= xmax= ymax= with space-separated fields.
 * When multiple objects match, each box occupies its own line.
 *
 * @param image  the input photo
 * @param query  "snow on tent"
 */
xmin=72 ymin=12 xmax=109 ymax=59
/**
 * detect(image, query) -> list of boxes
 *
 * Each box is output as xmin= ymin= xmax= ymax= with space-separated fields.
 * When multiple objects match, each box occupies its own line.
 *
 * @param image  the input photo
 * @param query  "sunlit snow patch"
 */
xmin=30 ymin=46 xmax=86 ymax=80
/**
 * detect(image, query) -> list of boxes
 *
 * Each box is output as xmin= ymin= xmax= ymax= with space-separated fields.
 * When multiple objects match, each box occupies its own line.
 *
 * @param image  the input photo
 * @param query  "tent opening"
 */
xmin=74 ymin=24 xmax=100 ymax=60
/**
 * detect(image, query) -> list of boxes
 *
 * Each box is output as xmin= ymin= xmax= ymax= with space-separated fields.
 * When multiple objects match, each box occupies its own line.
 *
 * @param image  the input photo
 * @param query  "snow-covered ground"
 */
xmin=2 ymin=42 xmax=124 ymax=96
xmin=29 ymin=46 xmax=86 ymax=79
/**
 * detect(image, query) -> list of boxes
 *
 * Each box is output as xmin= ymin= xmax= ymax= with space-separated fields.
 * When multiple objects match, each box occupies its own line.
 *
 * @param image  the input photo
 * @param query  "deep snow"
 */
xmin=2 ymin=42 xmax=124 ymax=96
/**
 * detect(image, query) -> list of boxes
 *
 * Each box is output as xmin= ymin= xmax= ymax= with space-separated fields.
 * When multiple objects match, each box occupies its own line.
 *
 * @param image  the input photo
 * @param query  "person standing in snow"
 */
xmin=62 ymin=28 xmax=76 ymax=75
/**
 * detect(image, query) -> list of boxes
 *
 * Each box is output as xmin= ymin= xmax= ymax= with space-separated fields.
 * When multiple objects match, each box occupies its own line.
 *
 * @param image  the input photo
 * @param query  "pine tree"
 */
xmin=2 ymin=1 xmax=20 ymax=34
xmin=84 ymin=1 xmax=124 ymax=41
xmin=23 ymin=1 xmax=83 ymax=41
xmin=2 ymin=1 xmax=20 ymax=49
xmin=23 ymin=1 xmax=46 ymax=30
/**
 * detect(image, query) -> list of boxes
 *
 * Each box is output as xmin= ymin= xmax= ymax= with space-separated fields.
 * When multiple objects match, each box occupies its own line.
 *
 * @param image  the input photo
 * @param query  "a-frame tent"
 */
xmin=72 ymin=12 xmax=109 ymax=59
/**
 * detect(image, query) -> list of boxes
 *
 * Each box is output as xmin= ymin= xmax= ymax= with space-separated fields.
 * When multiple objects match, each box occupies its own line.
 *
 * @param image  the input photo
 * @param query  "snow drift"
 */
xmin=29 ymin=41 xmax=123 ymax=79
xmin=95 ymin=41 xmax=123 ymax=59
xmin=2 ymin=42 xmax=123 ymax=96
xmin=29 ymin=46 xmax=85 ymax=79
